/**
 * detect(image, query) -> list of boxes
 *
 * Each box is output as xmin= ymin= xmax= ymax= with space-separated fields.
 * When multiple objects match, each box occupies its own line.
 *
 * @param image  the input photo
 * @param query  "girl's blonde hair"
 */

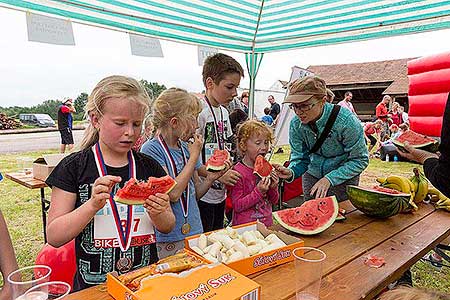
xmin=80 ymin=75 xmax=151 ymax=149
xmin=151 ymin=87 xmax=202 ymax=130
xmin=236 ymin=120 xmax=274 ymax=153
xmin=379 ymin=286 xmax=450 ymax=300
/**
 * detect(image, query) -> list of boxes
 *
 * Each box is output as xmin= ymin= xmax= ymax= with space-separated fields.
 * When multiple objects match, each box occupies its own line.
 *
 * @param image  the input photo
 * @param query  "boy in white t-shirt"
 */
xmin=197 ymin=53 xmax=244 ymax=231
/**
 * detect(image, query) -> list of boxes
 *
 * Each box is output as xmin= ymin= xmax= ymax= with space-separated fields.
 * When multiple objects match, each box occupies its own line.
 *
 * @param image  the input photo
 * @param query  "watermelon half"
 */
xmin=346 ymin=185 xmax=413 ymax=218
xmin=206 ymin=149 xmax=230 ymax=171
xmin=114 ymin=175 xmax=177 ymax=205
xmin=392 ymin=130 xmax=439 ymax=153
xmin=253 ymin=155 xmax=273 ymax=178
xmin=273 ymin=196 xmax=338 ymax=235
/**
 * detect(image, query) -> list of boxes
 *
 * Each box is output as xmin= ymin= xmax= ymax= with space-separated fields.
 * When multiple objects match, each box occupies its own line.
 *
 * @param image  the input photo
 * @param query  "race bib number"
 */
xmin=93 ymin=203 xmax=155 ymax=248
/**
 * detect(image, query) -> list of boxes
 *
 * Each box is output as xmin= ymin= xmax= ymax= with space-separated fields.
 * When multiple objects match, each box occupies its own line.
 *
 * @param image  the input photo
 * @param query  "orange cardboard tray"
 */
xmin=107 ymin=261 xmax=260 ymax=300
xmin=185 ymin=221 xmax=304 ymax=276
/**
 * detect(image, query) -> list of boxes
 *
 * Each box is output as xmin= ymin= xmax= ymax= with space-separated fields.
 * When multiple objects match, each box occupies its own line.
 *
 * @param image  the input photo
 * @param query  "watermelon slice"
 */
xmin=206 ymin=149 xmax=230 ymax=172
xmin=273 ymin=196 xmax=338 ymax=235
xmin=253 ymin=155 xmax=273 ymax=178
xmin=114 ymin=175 xmax=177 ymax=205
xmin=393 ymin=130 xmax=439 ymax=153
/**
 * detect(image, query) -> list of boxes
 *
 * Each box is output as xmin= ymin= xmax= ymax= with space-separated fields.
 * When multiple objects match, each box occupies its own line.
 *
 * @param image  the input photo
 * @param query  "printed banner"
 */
xmin=26 ymin=13 xmax=75 ymax=45
xmin=198 ymin=46 xmax=218 ymax=66
xmin=129 ymin=34 xmax=164 ymax=57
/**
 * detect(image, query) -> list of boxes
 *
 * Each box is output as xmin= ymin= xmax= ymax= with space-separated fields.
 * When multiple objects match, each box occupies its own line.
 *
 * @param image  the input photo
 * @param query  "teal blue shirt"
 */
xmin=288 ymin=103 xmax=369 ymax=186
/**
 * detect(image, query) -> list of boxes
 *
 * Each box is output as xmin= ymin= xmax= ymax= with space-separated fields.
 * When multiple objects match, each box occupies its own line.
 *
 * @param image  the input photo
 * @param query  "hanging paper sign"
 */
xmin=26 ymin=13 xmax=75 ymax=45
xmin=198 ymin=46 xmax=218 ymax=66
xmin=129 ymin=34 xmax=164 ymax=57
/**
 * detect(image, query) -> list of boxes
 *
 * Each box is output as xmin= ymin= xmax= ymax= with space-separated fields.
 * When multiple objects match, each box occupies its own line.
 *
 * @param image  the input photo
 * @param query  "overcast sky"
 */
xmin=2 ymin=7 xmax=450 ymax=107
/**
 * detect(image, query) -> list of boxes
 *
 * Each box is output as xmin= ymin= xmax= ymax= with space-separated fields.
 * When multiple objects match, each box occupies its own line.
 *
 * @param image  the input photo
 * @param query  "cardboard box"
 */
xmin=107 ymin=262 xmax=261 ymax=300
xmin=33 ymin=153 xmax=66 ymax=181
xmin=185 ymin=221 xmax=304 ymax=276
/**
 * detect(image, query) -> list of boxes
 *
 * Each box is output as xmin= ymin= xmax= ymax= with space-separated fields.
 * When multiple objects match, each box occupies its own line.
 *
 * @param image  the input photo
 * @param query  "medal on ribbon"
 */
xmin=158 ymin=135 xmax=191 ymax=235
xmin=92 ymin=143 xmax=136 ymax=272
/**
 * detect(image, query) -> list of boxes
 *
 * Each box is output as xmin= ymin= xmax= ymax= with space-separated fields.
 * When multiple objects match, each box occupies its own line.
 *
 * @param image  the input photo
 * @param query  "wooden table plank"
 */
xmin=319 ymin=209 xmax=450 ymax=300
xmin=4 ymin=172 xmax=47 ymax=189
xmin=254 ymin=204 xmax=435 ymax=300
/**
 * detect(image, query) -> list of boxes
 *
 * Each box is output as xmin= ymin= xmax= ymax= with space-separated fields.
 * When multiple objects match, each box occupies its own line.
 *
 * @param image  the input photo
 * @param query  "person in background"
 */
xmin=141 ymin=88 xmax=230 ymax=258
xmin=399 ymin=105 xmax=409 ymax=125
xmin=267 ymin=95 xmax=280 ymax=125
xmin=364 ymin=119 xmax=383 ymax=153
xmin=0 ymin=210 xmax=19 ymax=300
xmin=376 ymin=95 xmax=392 ymax=138
xmin=326 ymin=88 xmax=335 ymax=103
xmin=379 ymin=286 xmax=450 ymax=300
xmin=273 ymin=76 xmax=369 ymax=202
xmin=398 ymin=93 xmax=450 ymax=198
xmin=398 ymin=123 xmax=409 ymax=134
xmin=230 ymin=120 xmax=279 ymax=227
xmin=58 ymin=98 xmax=76 ymax=153
xmin=46 ymin=75 xmax=175 ymax=291
xmin=241 ymin=91 xmax=249 ymax=115
xmin=196 ymin=53 xmax=244 ymax=232
xmin=389 ymin=124 xmax=401 ymax=140
xmin=132 ymin=116 xmax=153 ymax=151
xmin=337 ymin=91 xmax=357 ymax=116
xmin=390 ymin=102 xmax=403 ymax=126
xmin=261 ymin=107 xmax=274 ymax=126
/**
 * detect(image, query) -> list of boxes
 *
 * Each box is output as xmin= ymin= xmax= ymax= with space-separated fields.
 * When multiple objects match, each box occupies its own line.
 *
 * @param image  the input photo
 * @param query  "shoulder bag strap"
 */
xmin=309 ymin=105 xmax=341 ymax=155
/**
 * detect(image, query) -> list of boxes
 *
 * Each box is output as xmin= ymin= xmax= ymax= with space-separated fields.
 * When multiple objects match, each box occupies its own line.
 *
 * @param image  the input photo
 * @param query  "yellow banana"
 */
xmin=376 ymin=177 xmax=387 ymax=184
xmin=428 ymin=188 xmax=441 ymax=197
xmin=381 ymin=182 xmax=403 ymax=191
xmin=436 ymin=204 xmax=450 ymax=212
xmin=411 ymin=168 xmax=428 ymax=203
xmin=385 ymin=175 xmax=413 ymax=194
xmin=436 ymin=196 xmax=450 ymax=206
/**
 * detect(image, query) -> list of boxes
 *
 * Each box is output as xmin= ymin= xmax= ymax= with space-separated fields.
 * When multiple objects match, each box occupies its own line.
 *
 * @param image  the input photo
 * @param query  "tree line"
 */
xmin=0 ymin=80 xmax=166 ymax=121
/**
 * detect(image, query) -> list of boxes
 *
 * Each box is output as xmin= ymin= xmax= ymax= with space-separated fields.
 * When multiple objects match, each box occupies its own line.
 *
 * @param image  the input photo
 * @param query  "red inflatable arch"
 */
xmin=407 ymin=52 xmax=450 ymax=137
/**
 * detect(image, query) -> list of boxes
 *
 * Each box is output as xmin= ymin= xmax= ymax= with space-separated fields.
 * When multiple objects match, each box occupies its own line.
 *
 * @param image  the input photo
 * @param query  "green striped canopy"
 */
xmin=3 ymin=0 xmax=450 ymax=53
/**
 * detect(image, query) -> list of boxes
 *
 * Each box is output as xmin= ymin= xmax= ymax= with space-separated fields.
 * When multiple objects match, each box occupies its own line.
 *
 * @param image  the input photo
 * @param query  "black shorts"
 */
xmin=60 ymin=128 xmax=74 ymax=145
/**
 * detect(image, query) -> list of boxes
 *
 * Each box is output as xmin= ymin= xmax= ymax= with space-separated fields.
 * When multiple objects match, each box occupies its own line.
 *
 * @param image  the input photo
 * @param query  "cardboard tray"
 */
xmin=185 ymin=221 xmax=304 ymax=276
xmin=32 ymin=153 xmax=66 ymax=181
xmin=107 ymin=260 xmax=261 ymax=300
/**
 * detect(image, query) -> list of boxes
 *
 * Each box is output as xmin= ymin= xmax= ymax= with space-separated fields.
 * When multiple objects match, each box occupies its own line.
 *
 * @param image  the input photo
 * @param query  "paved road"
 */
xmin=0 ymin=130 xmax=85 ymax=154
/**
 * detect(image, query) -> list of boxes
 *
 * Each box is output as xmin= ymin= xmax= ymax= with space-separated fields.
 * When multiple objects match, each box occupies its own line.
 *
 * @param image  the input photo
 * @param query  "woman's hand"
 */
xmin=256 ymin=177 xmax=271 ymax=195
xmin=144 ymin=193 xmax=171 ymax=217
xmin=310 ymin=177 xmax=331 ymax=199
xmin=397 ymin=142 xmax=438 ymax=164
xmin=206 ymin=160 xmax=232 ymax=182
xmin=272 ymin=163 xmax=293 ymax=180
xmin=89 ymin=175 xmax=121 ymax=211
xmin=218 ymin=168 xmax=241 ymax=186
xmin=269 ymin=170 xmax=279 ymax=189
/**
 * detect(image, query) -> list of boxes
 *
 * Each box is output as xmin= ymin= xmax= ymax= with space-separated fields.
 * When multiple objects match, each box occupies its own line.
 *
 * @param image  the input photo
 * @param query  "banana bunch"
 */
xmin=429 ymin=188 xmax=450 ymax=212
xmin=409 ymin=168 xmax=429 ymax=203
xmin=377 ymin=174 xmax=418 ymax=210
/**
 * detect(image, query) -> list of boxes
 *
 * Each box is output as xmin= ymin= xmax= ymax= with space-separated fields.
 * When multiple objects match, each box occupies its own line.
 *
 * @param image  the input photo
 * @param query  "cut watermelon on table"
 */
xmin=273 ymin=196 xmax=338 ymax=235
xmin=114 ymin=175 xmax=176 ymax=205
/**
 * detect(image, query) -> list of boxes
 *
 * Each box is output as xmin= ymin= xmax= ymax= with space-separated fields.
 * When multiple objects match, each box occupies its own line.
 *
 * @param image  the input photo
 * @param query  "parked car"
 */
xmin=19 ymin=114 xmax=56 ymax=127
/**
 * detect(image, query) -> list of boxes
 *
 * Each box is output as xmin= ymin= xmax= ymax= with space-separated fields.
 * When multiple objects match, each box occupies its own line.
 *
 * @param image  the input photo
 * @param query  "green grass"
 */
xmin=0 ymin=147 xmax=449 ymax=292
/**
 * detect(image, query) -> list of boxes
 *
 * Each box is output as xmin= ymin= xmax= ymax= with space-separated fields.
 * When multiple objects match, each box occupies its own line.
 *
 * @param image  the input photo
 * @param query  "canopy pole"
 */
xmin=245 ymin=52 xmax=264 ymax=119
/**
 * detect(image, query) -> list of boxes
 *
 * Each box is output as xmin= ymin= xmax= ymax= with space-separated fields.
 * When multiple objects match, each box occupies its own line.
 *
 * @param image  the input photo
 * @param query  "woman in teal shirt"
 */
xmin=274 ymin=76 xmax=369 ymax=202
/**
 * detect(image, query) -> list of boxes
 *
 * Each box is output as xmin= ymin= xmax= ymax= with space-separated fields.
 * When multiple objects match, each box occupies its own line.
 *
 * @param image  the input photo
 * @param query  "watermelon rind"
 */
xmin=205 ymin=150 xmax=230 ymax=172
xmin=392 ymin=131 xmax=439 ymax=153
xmin=273 ymin=196 xmax=338 ymax=235
xmin=346 ymin=185 xmax=412 ymax=218
xmin=114 ymin=197 xmax=146 ymax=205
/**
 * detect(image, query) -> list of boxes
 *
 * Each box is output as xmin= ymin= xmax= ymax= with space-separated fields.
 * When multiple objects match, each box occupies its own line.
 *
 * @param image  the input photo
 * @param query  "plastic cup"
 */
xmin=7 ymin=265 xmax=52 ymax=300
xmin=22 ymin=281 xmax=71 ymax=300
xmin=293 ymin=247 xmax=326 ymax=300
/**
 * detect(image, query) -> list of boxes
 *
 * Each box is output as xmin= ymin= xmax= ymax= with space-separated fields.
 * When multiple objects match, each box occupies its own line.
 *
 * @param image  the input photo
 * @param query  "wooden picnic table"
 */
xmin=5 ymin=172 xmax=50 ymax=242
xmin=66 ymin=200 xmax=450 ymax=300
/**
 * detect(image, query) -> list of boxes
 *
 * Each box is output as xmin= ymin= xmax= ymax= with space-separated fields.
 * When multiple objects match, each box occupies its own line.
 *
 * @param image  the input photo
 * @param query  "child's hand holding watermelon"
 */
xmin=143 ymin=193 xmax=175 ymax=233
xmin=269 ymin=170 xmax=279 ymax=190
xmin=89 ymin=175 xmax=122 ymax=211
xmin=256 ymin=177 xmax=271 ymax=194
xmin=205 ymin=160 xmax=232 ymax=183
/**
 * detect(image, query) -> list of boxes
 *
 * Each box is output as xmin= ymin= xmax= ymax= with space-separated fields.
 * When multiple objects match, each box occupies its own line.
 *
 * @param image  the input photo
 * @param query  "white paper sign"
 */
xmin=129 ymin=34 xmax=164 ymax=57
xmin=26 ymin=13 xmax=75 ymax=45
xmin=198 ymin=46 xmax=218 ymax=66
